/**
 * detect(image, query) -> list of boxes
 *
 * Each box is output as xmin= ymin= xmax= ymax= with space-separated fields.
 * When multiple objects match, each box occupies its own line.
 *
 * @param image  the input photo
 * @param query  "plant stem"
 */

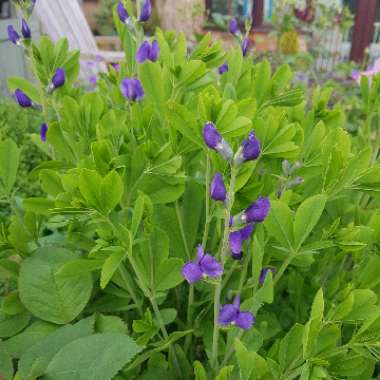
xmin=175 ymin=200 xmax=190 ymax=260
xmin=118 ymin=264 xmax=143 ymax=317
xmin=210 ymin=165 xmax=238 ymax=370
xmin=274 ymin=253 xmax=295 ymax=285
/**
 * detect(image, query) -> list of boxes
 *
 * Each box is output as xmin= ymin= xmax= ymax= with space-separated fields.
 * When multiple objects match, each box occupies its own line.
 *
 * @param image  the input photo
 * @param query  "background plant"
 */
xmin=0 ymin=0 xmax=379 ymax=379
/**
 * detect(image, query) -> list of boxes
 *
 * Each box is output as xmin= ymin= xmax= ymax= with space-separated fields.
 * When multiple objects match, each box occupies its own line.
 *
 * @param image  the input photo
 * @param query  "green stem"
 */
xmin=274 ymin=253 xmax=295 ymax=285
xmin=175 ymin=200 xmax=190 ymax=260
xmin=211 ymin=165 xmax=238 ymax=370
xmin=118 ymin=264 xmax=143 ymax=317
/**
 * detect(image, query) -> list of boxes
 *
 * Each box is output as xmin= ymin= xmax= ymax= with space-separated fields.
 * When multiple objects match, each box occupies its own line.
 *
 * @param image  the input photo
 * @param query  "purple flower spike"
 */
xmin=236 ymin=131 xmax=261 ymax=164
xmin=210 ymin=172 xmax=227 ymax=202
xmin=21 ymin=19 xmax=31 ymax=39
xmin=136 ymin=40 xmax=160 ymax=63
xmin=202 ymin=122 xmax=233 ymax=161
xmin=182 ymin=245 xmax=223 ymax=284
xmin=8 ymin=25 xmax=20 ymax=45
xmin=218 ymin=296 xmax=255 ymax=330
xmin=117 ymin=1 xmax=129 ymax=23
xmin=218 ymin=62 xmax=228 ymax=75
xmin=259 ymin=267 xmax=276 ymax=285
xmin=14 ymin=89 xmax=32 ymax=108
xmin=120 ymin=77 xmax=145 ymax=101
xmin=241 ymin=38 xmax=250 ymax=57
xmin=229 ymin=223 xmax=254 ymax=259
xmin=40 ymin=123 xmax=48 ymax=142
xmin=229 ymin=19 xmax=239 ymax=35
xmin=244 ymin=197 xmax=270 ymax=223
xmin=139 ymin=0 xmax=152 ymax=22
xmin=51 ymin=68 xmax=65 ymax=89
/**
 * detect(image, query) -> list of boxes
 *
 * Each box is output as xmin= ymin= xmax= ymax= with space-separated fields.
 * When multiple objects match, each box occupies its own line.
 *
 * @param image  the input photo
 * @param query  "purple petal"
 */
xmin=229 ymin=19 xmax=239 ymax=35
xmin=229 ymin=230 xmax=243 ymax=255
xmin=231 ymin=251 xmax=243 ymax=260
xmin=210 ymin=172 xmax=227 ymax=202
xmin=218 ymin=304 xmax=239 ymax=325
xmin=132 ymin=78 xmax=144 ymax=100
xmin=139 ymin=0 xmax=152 ymax=22
xmin=21 ymin=19 xmax=31 ymax=39
xmin=202 ymin=122 xmax=222 ymax=149
xmin=117 ymin=1 xmax=129 ymax=23
xmin=136 ymin=41 xmax=151 ymax=64
xmin=199 ymin=254 xmax=223 ymax=278
xmin=149 ymin=40 xmax=160 ymax=62
xmin=196 ymin=244 xmax=205 ymax=262
xmin=235 ymin=311 xmax=255 ymax=329
xmin=14 ymin=89 xmax=32 ymax=108
xmin=218 ymin=62 xmax=228 ymax=75
xmin=120 ymin=78 xmax=134 ymax=99
xmin=241 ymin=38 xmax=250 ymax=57
xmin=259 ymin=267 xmax=276 ymax=285
xmin=7 ymin=25 xmax=20 ymax=45
xmin=52 ymin=68 xmax=65 ymax=89
xmin=240 ymin=223 xmax=254 ymax=241
xmin=182 ymin=262 xmax=202 ymax=283
xmin=244 ymin=197 xmax=270 ymax=223
xmin=241 ymin=131 xmax=261 ymax=161
xmin=40 ymin=123 xmax=48 ymax=142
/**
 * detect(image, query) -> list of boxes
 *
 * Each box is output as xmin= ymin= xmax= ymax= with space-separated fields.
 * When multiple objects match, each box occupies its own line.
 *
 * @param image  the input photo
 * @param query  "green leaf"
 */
xmin=0 ymin=342 xmax=13 ymax=380
xmin=100 ymin=249 xmax=125 ymax=289
xmin=215 ymin=366 xmax=234 ymax=380
xmin=265 ymin=200 xmax=294 ymax=250
xmin=139 ymin=61 xmax=165 ymax=112
xmin=193 ymin=361 xmax=208 ymax=380
xmin=154 ymin=258 xmax=184 ymax=291
xmin=278 ymin=324 xmax=304 ymax=371
xmin=56 ymin=259 xmax=104 ymax=277
xmin=44 ymin=333 xmax=142 ymax=380
xmin=0 ymin=312 xmax=30 ymax=338
xmin=19 ymin=317 xmax=94 ymax=379
xmin=131 ymin=193 xmax=145 ymax=239
xmin=293 ymin=195 xmax=327 ymax=249
xmin=100 ymin=170 xmax=124 ymax=214
xmin=0 ymin=139 xmax=20 ymax=195
xmin=95 ymin=314 xmax=127 ymax=334
xmin=18 ymin=247 xmax=93 ymax=324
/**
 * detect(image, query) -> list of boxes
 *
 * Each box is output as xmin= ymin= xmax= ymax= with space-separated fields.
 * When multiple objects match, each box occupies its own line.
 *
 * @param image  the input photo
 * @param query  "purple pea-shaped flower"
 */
xmin=202 ymin=122 xmax=233 ymax=161
xmin=14 ymin=89 xmax=32 ymax=108
xmin=7 ymin=25 xmax=20 ymax=45
xmin=259 ymin=267 xmax=276 ymax=285
xmin=40 ymin=123 xmax=48 ymax=142
xmin=210 ymin=172 xmax=227 ymax=202
xmin=229 ymin=223 xmax=254 ymax=260
xmin=219 ymin=296 xmax=255 ymax=330
xmin=244 ymin=197 xmax=270 ymax=223
xmin=235 ymin=131 xmax=261 ymax=164
xmin=120 ymin=77 xmax=145 ymax=101
xmin=218 ymin=62 xmax=228 ymax=75
xmin=21 ymin=19 xmax=31 ymax=39
xmin=139 ymin=0 xmax=152 ymax=22
xmin=182 ymin=245 xmax=223 ymax=284
xmin=229 ymin=19 xmax=239 ymax=35
xmin=136 ymin=40 xmax=160 ymax=63
xmin=50 ymin=68 xmax=66 ymax=91
xmin=241 ymin=38 xmax=250 ymax=57
xmin=117 ymin=1 xmax=129 ymax=23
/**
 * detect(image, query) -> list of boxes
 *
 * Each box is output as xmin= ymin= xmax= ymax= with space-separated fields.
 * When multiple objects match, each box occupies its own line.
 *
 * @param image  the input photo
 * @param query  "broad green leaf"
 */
xmin=56 ymin=259 xmax=104 ymax=277
xmin=100 ymin=170 xmax=124 ymax=214
xmin=0 ymin=342 xmax=13 ymax=380
xmin=78 ymin=169 xmax=103 ymax=211
xmin=95 ymin=314 xmax=127 ymax=334
xmin=293 ymin=194 xmax=327 ymax=249
xmin=0 ymin=139 xmax=20 ymax=195
xmin=139 ymin=61 xmax=165 ymax=112
xmin=265 ymin=200 xmax=294 ymax=250
xmin=131 ymin=193 xmax=145 ymax=239
xmin=100 ymin=249 xmax=125 ymax=289
xmin=0 ymin=312 xmax=30 ymax=338
xmin=278 ymin=324 xmax=304 ymax=371
xmin=193 ymin=361 xmax=208 ymax=380
xmin=18 ymin=248 xmax=92 ymax=324
xmin=44 ymin=333 xmax=142 ymax=380
xmin=154 ymin=258 xmax=184 ymax=291
xmin=19 ymin=317 xmax=94 ymax=379
xmin=215 ymin=366 xmax=234 ymax=380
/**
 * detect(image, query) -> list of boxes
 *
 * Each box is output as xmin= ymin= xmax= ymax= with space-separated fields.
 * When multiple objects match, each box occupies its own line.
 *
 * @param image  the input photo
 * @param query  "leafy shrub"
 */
xmin=1 ymin=1 xmax=380 ymax=379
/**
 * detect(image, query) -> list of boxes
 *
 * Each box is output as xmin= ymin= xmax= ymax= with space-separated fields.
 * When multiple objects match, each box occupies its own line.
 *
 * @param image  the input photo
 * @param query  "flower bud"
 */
xmin=235 ymin=131 xmax=261 ymax=165
xmin=218 ymin=62 xmax=228 ymax=75
xmin=117 ymin=1 xmax=129 ymax=23
xmin=210 ymin=172 xmax=227 ymax=202
xmin=8 ymin=25 xmax=20 ymax=45
xmin=40 ymin=123 xmax=48 ymax=142
xmin=236 ymin=197 xmax=270 ymax=224
xmin=202 ymin=122 xmax=233 ymax=161
xmin=14 ymin=89 xmax=32 ymax=108
xmin=120 ymin=77 xmax=145 ymax=101
xmin=139 ymin=0 xmax=152 ymax=22
xmin=136 ymin=40 xmax=159 ymax=63
xmin=21 ymin=19 xmax=31 ymax=39
xmin=229 ymin=19 xmax=239 ymax=35
xmin=50 ymin=68 xmax=66 ymax=90
xmin=241 ymin=38 xmax=250 ymax=57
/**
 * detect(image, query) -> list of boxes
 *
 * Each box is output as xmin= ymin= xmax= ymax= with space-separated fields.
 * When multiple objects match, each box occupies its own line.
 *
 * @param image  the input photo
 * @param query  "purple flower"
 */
xmin=218 ymin=296 xmax=255 ymax=330
xmin=21 ymin=19 xmax=31 ymax=39
xmin=202 ymin=122 xmax=233 ymax=161
xmin=120 ymin=77 xmax=145 ymax=101
xmin=14 ymin=89 xmax=32 ymax=108
xmin=40 ymin=123 xmax=48 ymax=142
xmin=182 ymin=245 xmax=223 ymax=283
xmin=229 ymin=19 xmax=239 ymax=35
xmin=229 ymin=224 xmax=254 ymax=259
xmin=236 ymin=131 xmax=261 ymax=164
xmin=136 ymin=40 xmax=160 ymax=63
xmin=89 ymin=75 xmax=97 ymax=86
xmin=139 ymin=0 xmax=152 ymax=22
xmin=110 ymin=62 xmax=120 ymax=71
xmin=117 ymin=1 xmax=129 ymax=23
xmin=218 ymin=62 xmax=228 ymax=75
xmin=7 ymin=25 xmax=20 ymax=45
xmin=243 ymin=197 xmax=270 ymax=223
xmin=241 ymin=38 xmax=250 ymax=57
xmin=210 ymin=172 xmax=227 ymax=202
xmin=51 ymin=68 xmax=65 ymax=89
xmin=259 ymin=267 xmax=276 ymax=285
